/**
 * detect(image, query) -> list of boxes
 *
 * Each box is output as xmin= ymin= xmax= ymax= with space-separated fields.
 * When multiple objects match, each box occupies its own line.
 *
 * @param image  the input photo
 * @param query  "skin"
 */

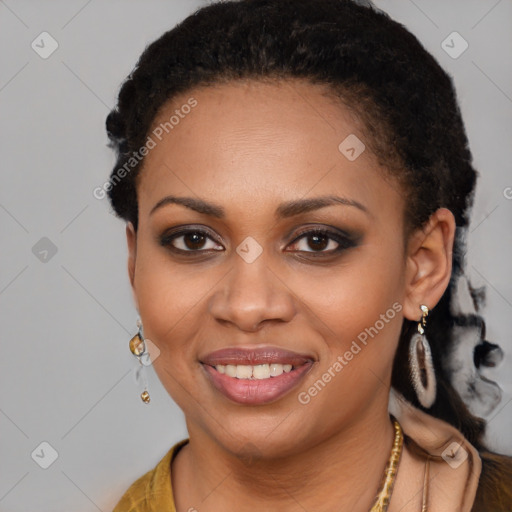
xmin=126 ymin=79 xmax=455 ymax=511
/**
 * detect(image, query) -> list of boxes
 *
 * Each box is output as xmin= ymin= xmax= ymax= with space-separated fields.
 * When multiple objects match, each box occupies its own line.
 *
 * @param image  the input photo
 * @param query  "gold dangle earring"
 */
xmin=129 ymin=319 xmax=151 ymax=404
xmin=409 ymin=305 xmax=436 ymax=408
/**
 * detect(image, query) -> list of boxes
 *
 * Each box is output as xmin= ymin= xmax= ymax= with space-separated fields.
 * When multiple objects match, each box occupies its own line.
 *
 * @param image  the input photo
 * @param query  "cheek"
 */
xmin=290 ymin=246 xmax=406 ymax=407
xmin=293 ymin=261 xmax=405 ymax=413
xmin=134 ymin=252 xmax=206 ymax=408
xmin=132 ymin=243 xmax=208 ymax=362
xmin=294 ymin=243 xmax=405 ymax=339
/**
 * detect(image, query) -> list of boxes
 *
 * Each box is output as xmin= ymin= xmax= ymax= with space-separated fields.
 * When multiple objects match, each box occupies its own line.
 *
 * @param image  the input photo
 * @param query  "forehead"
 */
xmin=136 ymin=79 xmax=402 ymax=220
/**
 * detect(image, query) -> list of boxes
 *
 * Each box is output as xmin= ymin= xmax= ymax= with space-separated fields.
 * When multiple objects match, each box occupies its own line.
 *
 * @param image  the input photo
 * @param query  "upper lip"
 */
xmin=201 ymin=346 xmax=315 ymax=366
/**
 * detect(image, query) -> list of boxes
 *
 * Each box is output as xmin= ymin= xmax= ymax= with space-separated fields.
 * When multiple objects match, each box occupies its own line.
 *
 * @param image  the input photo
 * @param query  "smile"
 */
xmin=213 ymin=363 xmax=294 ymax=379
xmin=200 ymin=346 xmax=315 ymax=405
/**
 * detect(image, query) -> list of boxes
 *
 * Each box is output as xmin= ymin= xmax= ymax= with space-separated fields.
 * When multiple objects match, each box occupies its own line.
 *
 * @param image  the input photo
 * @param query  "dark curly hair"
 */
xmin=105 ymin=0 xmax=487 ymax=445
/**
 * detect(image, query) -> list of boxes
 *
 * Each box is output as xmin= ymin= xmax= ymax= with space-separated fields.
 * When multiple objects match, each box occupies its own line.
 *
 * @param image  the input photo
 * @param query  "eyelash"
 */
xmin=159 ymin=226 xmax=357 ymax=257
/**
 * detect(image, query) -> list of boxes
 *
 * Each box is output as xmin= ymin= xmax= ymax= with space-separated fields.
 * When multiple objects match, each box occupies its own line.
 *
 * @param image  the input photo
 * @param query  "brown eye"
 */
xmin=288 ymin=228 xmax=355 ymax=254
xmin=182 ymin=232 xmax=207 ymax=250
xmin=160 ymin=228 xmax=223 ymax=253
xmin=304 ymin=233 xmax=331 ymax=251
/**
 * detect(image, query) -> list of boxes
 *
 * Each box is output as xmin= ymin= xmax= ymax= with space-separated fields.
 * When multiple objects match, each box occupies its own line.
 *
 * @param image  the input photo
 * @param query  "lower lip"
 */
xmin=202 ymin=363 xmax=314 ymax=405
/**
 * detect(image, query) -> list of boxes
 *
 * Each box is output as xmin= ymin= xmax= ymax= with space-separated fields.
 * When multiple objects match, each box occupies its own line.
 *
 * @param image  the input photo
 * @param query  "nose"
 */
xmin=208 ymin=253 xmax=296 ymax=332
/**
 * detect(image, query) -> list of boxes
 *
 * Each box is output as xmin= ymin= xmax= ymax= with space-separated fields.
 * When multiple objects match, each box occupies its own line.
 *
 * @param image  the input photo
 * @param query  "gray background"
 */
xmin=0 ymin=1 xmax=510 ymax=510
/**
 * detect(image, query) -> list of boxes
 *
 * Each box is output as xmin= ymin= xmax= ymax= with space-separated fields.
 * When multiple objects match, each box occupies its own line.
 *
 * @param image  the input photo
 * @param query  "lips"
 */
xmin=201 ymin=347 xmax=314 ymax=366
xmin=200 ymin=346 xmax=315 ymax=405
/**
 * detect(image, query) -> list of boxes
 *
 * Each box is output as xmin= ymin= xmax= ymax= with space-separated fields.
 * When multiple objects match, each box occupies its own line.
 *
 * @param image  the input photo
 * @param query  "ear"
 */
xmin=402 ymin=208 xmax=456 ymax=321
xmin=126 ymin=222 xmax=139 ymax=311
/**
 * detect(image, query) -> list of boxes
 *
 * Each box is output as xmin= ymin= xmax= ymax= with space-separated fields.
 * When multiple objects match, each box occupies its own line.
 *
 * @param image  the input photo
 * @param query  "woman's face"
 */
xmin=128 ymin=79 xmax=411 ymax=457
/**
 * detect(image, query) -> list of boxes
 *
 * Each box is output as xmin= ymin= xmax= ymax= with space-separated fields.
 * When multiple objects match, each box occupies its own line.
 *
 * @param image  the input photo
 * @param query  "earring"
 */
xmin=409 ymin=305 xmax=436 ymax=408
xmin=129 ymin=319 xmax=151 ymax=404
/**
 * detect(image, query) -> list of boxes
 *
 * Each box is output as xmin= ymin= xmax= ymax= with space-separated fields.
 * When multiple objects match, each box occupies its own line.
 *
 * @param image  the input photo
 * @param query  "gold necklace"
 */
xmin=369 ymin=419 xmax=404 ymax=512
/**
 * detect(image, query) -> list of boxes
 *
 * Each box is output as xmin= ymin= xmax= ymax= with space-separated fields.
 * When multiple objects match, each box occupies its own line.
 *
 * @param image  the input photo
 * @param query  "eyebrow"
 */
xmin=149 ymin=194 xmax=369 ymax=219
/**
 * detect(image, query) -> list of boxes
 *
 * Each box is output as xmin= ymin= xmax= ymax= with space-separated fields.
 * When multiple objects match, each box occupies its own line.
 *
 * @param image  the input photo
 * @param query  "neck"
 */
xmin=173 ymin=400 xmax=395 ymax=512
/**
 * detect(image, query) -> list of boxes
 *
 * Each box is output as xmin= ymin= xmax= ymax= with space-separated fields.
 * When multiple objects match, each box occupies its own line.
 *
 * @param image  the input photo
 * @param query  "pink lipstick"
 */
xmin=200 ymin=346 xmax=315 ymax=405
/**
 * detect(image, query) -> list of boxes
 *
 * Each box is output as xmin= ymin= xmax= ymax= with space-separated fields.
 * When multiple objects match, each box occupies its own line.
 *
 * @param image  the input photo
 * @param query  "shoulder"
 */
xmin=390 ymin=391 xmax=512 ymax=511
xmin=389 ymin=391 xmax=481 ymax=509
xmin=112 ymin=439 xmax=189 ymax=512
xmin=472 ymin=450 xmax=512 ymax=512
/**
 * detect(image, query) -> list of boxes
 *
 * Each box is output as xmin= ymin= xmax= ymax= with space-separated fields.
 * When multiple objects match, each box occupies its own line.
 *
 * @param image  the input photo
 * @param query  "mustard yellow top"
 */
xmin=113 ymin=438 xmax=188 ymax=512
xmin=112 ymin=393 xmax=482 ymax=511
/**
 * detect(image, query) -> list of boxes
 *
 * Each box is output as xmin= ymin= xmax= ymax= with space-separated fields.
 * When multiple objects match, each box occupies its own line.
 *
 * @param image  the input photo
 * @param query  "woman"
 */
xmin=106 ymin=0 xmax=512 ymax=510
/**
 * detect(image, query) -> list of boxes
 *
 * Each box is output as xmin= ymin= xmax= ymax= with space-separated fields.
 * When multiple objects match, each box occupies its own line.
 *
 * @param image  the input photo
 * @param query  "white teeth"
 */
xmin=236 ymin=365 xmax=253 ymax=379
xmin=269 ymin=363 xmax=283 ymax=377
xmin=225 ymin=364 xmax=237 ymax=377
xmin=253 ymin=364 xmax=270 ymax=379
xmin=214 ymin=363 xmax=296 ymax=379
